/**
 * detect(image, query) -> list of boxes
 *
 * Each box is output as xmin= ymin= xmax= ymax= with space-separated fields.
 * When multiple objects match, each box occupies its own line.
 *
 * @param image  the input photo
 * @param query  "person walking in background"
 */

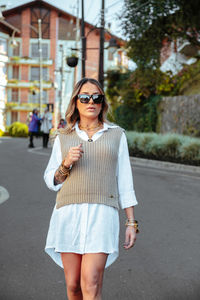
xmin=28 ymin=108 xmax=40 ymax=148
xmin=57 ymin=118 xmax=66 ymax=129
xmin=41 ymin=107 xmax=52 ymax=148
xmin=44 ymin=78 xmax=139 ymax=300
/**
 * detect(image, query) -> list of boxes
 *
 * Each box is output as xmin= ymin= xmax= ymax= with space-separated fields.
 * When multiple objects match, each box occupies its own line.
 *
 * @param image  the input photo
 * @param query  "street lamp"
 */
xmin=11 ymin=19 xmax=43 ymax=115
xmin=38 ymin=19 xmax=43 ymax=116
xmin=69 ymin=32 xmax=119 ymax=86
xmin=107 ymin=37 xmax=119 ymax=54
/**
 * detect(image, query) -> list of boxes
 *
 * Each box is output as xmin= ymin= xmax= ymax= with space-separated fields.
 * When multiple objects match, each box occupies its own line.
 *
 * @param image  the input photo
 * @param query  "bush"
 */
xmin=0 ymin=129 xmax=4 ymax=137
xmin=180 ymin=140 xmax=200 ymax=162
xmin=8 ymin=122 xmax=29 ymax=137
xmin=126 ymin=131 xmax=200 ymax=166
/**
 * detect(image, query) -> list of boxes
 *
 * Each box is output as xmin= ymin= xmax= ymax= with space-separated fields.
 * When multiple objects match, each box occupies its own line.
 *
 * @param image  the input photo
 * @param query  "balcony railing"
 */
xmin=7 ymin=79 xmax=53 ymax=89
xmin=5 ymin=102 xmax=47 ymax=111
xmin=8 ymin=56 xmax=53 ymax=66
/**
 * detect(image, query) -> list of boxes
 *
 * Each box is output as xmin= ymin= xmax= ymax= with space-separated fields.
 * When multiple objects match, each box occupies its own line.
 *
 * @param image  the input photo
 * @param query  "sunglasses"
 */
xmin=77 ymin=94 xmax=104 ymax=104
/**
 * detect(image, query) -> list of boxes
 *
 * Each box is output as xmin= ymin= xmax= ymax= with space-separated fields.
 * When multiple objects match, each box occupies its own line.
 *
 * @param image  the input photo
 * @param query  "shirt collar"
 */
xmin=74 ymin=121 xmax=118 ymax=133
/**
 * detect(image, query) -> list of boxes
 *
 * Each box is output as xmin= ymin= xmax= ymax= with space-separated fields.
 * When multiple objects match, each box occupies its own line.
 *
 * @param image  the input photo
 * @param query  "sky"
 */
xmin=1 ymin=0 xmax=125 ymax=38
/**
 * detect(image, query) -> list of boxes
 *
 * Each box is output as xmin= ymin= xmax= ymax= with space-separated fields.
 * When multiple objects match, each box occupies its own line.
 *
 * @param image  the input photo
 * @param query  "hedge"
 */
xmin=126 ymin=131 xmax=200 ymax=166
xmin=8 ymin=122 xmax=29 ymax=137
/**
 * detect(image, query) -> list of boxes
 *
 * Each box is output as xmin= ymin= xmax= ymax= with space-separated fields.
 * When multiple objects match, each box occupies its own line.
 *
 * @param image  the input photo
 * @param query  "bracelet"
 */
xmin=58 ymin=162 xmax=72 ymax=177
xmin=125 ymin=219 xmax=139 ymax=233
xmin=61 ymin=160 xmax=72 ymax=169
xmin=58 ymin=167 xmax=69 ymax=176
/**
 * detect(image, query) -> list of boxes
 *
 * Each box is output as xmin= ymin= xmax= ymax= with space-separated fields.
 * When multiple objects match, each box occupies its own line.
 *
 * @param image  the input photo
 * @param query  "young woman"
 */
xmin=41 ymin=107 xmax=53 ymax=148
xmin=44 ymin=78 xmax=138 ymax=300
xmin=28 ymin=108 xmax=40 ymax=148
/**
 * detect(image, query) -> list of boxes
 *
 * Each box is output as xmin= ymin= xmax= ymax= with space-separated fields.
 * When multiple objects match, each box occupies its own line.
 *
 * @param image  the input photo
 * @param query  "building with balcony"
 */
xmin=1 ymin=0 xmax=126 ymax=128
xmin=0 ymin=18 xmax=20 ymax=130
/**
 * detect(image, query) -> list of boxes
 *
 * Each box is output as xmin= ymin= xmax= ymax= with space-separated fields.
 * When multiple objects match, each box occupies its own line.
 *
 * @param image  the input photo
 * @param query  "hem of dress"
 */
xmin=45 ymin=246 xmax=118 ymax=269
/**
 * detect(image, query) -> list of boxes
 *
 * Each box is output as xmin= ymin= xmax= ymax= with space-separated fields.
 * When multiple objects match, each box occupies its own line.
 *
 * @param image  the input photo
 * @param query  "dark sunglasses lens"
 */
xmin=78 ymin=95 xmax=90 ymax=103
xmin=92 ymin=95 xmax=104 ymax=103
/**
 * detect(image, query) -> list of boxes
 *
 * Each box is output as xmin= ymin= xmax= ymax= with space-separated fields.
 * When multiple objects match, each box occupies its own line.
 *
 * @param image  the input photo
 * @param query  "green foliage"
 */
xmin=126 ymin=131 xmax=200 ymax=165
xmin=106 ymin=69 xmax=161 ymax=131
xmin=8 ymin=122 xmax=29 ymax=137
xmin=0 ymin=129 xmax=4 ymax=137
xmin=106 ymin=60 xmax=200 ymax=134
xmin=180 ymin=141 xmax=200 ymax=162
xmin=122 ymin=0 xmax=200 ymax=68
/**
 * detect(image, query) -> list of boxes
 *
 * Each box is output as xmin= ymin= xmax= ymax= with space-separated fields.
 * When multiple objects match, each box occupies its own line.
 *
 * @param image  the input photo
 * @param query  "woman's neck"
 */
xmin=79 ymin=117 xmax=101 ymax=129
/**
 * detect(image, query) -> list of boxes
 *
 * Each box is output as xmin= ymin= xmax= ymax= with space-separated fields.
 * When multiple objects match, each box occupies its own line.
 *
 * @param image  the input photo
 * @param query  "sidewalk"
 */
xmin=1 ymin=136 xmax=200 ymax=175
xmin=130 ymin=156 xmax=200 ymax=175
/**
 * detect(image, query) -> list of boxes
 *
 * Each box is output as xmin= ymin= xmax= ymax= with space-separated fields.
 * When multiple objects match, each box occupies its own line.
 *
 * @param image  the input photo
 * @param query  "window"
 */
xmin=108 ymin=49 xmax=114 ymax=61
xmin=31 ymin=7 xmax=50 ymax=39
xmin=42 ymin=90 xmax=48 ymax=104
xmin=0 ymin=39 xmax=7 ymax=55
xmin=11 ymin=111 xmax=18 ymax=123
xmin=12 ymin=66 xmax=19 ymax=79
xmin=12 ymin=41 xmax=20 ymax=56
xmin=59 ymin=17 xmax=76 ymax=40
xmin=31 ymin=43 xmax=48 ymax=59
xmin=30 ymin=67 xmax=48 ymax=81
xmin=11 ymin=89 xmax=19 ymax=102
xmin=29 ymin=89 xmax=48 ymax=104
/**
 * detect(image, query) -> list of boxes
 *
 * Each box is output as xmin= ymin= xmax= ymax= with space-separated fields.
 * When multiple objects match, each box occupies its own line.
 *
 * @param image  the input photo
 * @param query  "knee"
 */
xmin=81 ymin=273 xmax=100 ymax=297
xmin=67 ymin=281 xmax=81 ymax=295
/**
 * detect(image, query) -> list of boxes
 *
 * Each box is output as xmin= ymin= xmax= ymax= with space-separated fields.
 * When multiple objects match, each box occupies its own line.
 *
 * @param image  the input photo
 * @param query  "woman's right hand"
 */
xmin=63 ymin=143 xmax=83 ymax=168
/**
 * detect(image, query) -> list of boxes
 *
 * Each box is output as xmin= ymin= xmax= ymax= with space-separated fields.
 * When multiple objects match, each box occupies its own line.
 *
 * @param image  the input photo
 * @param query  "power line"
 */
xmin=87 ymin=0 xmax=93 ymax=16
xmin=91 ymin=11 xmax=101 ymax=26
xmin=106 ymin=0 xmax=122 ymax=10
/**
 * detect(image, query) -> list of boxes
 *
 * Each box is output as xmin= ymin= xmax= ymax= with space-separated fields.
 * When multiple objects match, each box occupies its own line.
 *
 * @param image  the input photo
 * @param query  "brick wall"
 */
xmin=86 ymin=29 xmax=99 ymax=78
xmin=21 ymin=9 xmax=30 ymax=57
xmin=19 ymin=111 xmax=28 ymax=123
xmin=20 ymin=9 xmax=30 ymax=104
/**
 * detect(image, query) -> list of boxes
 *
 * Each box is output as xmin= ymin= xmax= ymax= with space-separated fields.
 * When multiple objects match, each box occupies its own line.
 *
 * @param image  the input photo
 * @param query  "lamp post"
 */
xmin=81 ymin=0 xmax=86 ymax=78
xmin=54 ymin=45 xmax=72 ymax=119
xmin=38 ymin=19 xmax=43 ymax=115
xmin=99 ymin=0 xmax=105 ymax=88
xmin=70 ymin=33 xmax=119 ymax=85
xmin=69 ymin=0 xmax=119 ymax=88
xmin=59 ymin=44 xmax=66 ymax=117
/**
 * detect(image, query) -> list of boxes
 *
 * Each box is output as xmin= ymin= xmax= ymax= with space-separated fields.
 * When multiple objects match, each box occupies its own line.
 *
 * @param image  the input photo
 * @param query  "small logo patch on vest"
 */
xmin=109 ymin=195 xmax=114 ymax=198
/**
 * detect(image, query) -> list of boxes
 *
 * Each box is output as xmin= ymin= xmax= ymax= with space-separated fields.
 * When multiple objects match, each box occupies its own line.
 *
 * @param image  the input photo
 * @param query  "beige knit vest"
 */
xmin=56 ymin=127 xmax=124 ymax=209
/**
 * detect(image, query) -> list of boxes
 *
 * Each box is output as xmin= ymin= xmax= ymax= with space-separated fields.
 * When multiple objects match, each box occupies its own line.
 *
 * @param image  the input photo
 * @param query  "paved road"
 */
xmin=0 ymin=137 xmax=200 ymax=300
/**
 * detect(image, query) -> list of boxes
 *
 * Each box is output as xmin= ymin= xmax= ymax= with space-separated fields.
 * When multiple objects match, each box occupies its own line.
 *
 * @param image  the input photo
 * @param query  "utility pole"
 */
xmin=38 ymin=18 xmax=43 ymax=115
xmin=81 ymin=0 xmax=86 ymax=78
xmin=60 ymin=44 xmax=65 ymax=117
xmin=98 ymin=0 xmax=105 ymax=88
xmin=74 ymin=0 xmax=80 ymax=86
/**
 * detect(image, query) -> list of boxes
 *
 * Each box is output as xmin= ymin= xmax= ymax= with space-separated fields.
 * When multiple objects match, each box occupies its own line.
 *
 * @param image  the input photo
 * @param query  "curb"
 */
xmin=130 ymin=157 xmax=200 ymax=175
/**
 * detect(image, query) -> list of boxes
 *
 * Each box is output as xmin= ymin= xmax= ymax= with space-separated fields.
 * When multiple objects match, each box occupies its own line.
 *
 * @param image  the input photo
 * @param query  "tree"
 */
xmin=122 ymin=0 xmax=200 ymax=68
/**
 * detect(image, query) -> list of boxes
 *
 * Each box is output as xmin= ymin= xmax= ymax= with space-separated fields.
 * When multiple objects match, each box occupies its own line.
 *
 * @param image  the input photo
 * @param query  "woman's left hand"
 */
xmin=123 ymin=226 xmax=137 ymax=249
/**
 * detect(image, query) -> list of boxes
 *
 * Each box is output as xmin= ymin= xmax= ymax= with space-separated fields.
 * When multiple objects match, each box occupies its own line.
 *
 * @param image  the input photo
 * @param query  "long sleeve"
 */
xmin=44 ymin=136 xmax=63 ymax=192
xmin=117 ymin=132 xmax=138 ymax=209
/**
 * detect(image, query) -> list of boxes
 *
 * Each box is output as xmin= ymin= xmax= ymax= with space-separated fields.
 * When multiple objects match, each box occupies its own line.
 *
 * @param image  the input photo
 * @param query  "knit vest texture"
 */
xmin=56 ymin=127 xmax=123 ymax=209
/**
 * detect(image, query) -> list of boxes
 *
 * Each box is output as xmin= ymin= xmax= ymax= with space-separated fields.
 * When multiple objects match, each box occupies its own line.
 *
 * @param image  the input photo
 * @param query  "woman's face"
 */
xmin=76 ymin=82 xmax=102 ymax=121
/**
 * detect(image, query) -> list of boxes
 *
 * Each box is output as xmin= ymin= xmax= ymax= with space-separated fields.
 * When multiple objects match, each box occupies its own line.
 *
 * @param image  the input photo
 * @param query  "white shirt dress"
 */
xmin=44 ymin=123 xmax=138 ymax=268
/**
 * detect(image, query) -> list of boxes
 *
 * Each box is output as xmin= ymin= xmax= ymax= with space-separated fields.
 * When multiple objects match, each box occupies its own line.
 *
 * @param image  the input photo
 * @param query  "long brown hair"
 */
xmin=59 ymin=77 xmax=109 ymax=134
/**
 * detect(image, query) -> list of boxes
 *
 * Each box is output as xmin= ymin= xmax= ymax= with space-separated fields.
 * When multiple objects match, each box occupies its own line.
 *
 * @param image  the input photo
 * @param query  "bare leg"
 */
xmin=81 ymin=253 xmax=108 ymax=300
xmin=61 ymin=253 xmax=83 ymax=300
